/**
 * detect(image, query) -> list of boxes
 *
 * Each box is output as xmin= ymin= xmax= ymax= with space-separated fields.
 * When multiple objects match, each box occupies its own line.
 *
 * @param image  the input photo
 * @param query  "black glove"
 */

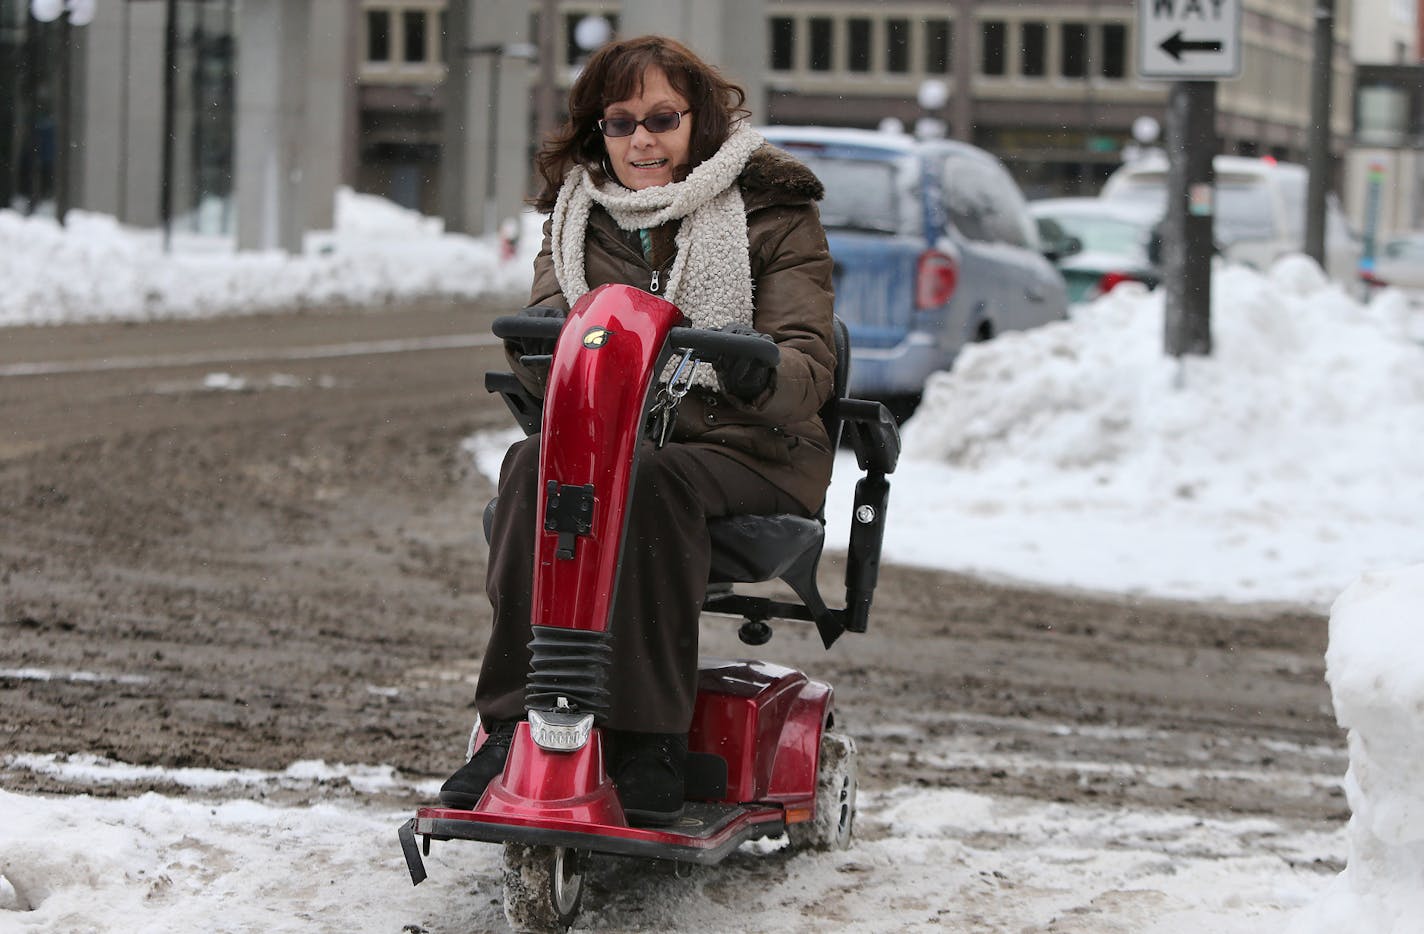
xmin=711 ymin=324 xmax=775 ymax=402
xmin=509 ymin=306 xmax=565 ymax=359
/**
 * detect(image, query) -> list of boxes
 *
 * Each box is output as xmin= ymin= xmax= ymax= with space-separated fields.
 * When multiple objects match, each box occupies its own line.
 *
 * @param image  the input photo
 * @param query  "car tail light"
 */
xmin=916 ymin=250 xmax=958 ymax=309
xmin=1095 ymin=271 xmax=1140 ymax=295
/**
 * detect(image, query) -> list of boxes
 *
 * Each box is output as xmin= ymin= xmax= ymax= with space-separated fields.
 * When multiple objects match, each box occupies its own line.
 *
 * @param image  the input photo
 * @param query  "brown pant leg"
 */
xmin=474 ymin=437 xmax=803 ymax=732
xmin=473 ymin=435 xmax=542 ymax=724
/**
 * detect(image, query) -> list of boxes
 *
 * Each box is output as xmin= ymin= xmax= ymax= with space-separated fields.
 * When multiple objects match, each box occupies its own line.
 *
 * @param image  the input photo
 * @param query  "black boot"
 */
xmin=439 ymin=721 xmax=517 ymax=809
xmin=611 ymin=731 xmax=687 ymax=825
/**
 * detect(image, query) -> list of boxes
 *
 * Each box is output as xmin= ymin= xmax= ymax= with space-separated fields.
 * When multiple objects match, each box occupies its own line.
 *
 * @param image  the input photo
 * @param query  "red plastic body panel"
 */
xmin=472 ymin=724 xmax=627 ymax=825
xmin=423 ymin=660 xmax=832 ymax=846
xmin=533 ymin=283 xmax=684 ymax=634
xmin=689 ymin=659 xmax=830 ymax=810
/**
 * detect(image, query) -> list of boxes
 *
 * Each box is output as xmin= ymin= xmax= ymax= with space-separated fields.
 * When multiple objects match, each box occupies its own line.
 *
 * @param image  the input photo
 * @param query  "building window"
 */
xmin=981 ymin=21 xmax=1006 ymax=76
xmin=809 ymin=17 xmax=833 ymax=72
xmin=1061 ymin=23 xmax=1088 ymax=78
xmin=403 ymin=10 xmax=427 ymax=63
xmin=367 ymin=9 xmax=391 ymax=63
xmin=885 ymin=18 xmax=909 ymax=74
xmin=1021 ymin=22 xmax=1046 ymax=78
xmin=847 ymin=18 xmax=872 ymax=73
xmin=925 ymin=19 xmax=951 ymax=74
xmin=1100 ymin=23 xmax=1126 ymax=78
xmin=769 ymin=17 xmax=795 ymax=71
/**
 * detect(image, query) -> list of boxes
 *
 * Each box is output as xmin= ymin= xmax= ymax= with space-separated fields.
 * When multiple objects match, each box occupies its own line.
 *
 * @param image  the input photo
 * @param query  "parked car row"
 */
xmin=759 ymin=129 xmax=1381 ymax=414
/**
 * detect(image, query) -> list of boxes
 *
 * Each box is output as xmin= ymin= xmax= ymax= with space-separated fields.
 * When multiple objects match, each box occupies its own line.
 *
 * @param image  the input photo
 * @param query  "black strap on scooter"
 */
xmin=543 ymin=481 xmax=595 ymax=559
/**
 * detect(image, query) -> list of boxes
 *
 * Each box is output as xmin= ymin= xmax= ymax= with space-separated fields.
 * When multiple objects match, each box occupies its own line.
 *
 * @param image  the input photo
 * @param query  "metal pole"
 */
xmin=118 ymin=0 xmax=131 ymax=221
xmin=536 ymin=0 xmax=557 ymax=144
xmin=950 ymin=0 xmax=973 ymax=142
xmin=1304 ymin=0 xmax=1336 ymax=265
xmin=161 ymin=0 xmax=177 ymax=251
xmin=23 ymin=9 xmax=41 ymax=213
xmin=484 ymin=50 xmax=499 ymax=235
xmin=1163 ymin=80 xmax=1216 ymax=358
xmin=54 ymin=14 xmax=69 ymax=222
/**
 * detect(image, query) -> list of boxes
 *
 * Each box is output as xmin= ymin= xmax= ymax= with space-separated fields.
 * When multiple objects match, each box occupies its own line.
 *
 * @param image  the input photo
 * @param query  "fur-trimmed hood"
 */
xmin=738 ymin=143 xmax=825 ymax=209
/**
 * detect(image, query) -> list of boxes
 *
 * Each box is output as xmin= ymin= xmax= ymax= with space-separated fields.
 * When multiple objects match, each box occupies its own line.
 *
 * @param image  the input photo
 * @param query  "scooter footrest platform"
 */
xmin=412 ymin=802 xmax=785 ymax=866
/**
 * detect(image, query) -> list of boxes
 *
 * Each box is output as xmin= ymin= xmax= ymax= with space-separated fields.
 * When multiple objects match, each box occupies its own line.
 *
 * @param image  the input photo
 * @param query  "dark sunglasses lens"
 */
xmin=601 ymin=118 xmax=636 ymax=138
xmin=643 ymin=112 xmax=681 ymax=133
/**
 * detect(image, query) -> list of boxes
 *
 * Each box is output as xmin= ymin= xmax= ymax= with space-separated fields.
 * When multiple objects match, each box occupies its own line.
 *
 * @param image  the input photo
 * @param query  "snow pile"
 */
xmin=831 ymin=257 xmax=1424 ymax=608
xmin=0 ymin=188 xmax=538 ymax=327
xmin=1289 ymin=564 xmax=1424 ymax=933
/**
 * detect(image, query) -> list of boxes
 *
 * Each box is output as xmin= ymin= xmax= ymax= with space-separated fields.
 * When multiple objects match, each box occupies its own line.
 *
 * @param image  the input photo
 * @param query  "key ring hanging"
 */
xmin=665 ymin=352 xmax=697 ymax=400
xmin=646 ymin=351 xmax=700 ymax=449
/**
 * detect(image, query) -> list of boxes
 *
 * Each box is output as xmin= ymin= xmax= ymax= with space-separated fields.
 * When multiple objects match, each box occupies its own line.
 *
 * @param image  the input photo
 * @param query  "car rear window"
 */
xmin=784 ymin=153 xmax=905 ymax=234
xmin=1104 ymin=170 xmax=1278 ymax=244
xmin=1041 ymin=214 xmax=1150 ymax=258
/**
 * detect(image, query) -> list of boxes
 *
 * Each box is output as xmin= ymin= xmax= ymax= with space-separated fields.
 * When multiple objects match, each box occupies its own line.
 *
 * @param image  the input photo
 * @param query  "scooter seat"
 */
xmin=483 ymin=498 xmax=822 ymax=587
xmin=706 ymin=514 xmax=823 ymax=584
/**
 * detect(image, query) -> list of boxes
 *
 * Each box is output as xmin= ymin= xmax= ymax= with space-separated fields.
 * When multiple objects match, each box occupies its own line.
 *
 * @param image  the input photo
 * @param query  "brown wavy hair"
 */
xmin=531 ymin=35 xmax=749 ymax=211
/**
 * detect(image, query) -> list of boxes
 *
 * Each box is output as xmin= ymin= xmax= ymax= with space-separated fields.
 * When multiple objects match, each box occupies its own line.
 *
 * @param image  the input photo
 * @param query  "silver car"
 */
xmin=1362 ymin=232 xmax=1424 ymax=305
xmin=1100 ymin=154 xmax=1362 ymax=284
xmin=761 ymin=126 xmax=1069 ymax=417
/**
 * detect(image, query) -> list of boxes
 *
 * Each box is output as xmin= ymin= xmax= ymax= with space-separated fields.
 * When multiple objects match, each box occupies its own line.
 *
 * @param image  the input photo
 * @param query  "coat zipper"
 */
xmin=649 ymin=269 xmax=661 ymax=293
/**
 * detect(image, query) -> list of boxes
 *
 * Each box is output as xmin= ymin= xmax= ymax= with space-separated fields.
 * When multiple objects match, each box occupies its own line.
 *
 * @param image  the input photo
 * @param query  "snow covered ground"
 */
xmin=5 ymin=198 xmax=1424 ymax=932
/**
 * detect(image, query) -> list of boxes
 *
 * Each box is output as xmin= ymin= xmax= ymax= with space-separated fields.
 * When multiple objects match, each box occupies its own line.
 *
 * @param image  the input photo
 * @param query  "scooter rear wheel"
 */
xmin=501 ymin=843 xmax=584 ymax=933
xmin=787 ymin=731 xmax=858 ymax=851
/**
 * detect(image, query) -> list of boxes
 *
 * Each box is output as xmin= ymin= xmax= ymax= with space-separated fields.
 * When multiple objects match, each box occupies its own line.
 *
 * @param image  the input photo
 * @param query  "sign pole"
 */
xmin=1163 ymin=80 xmax=1215 ymax=358
xmin=1137 ymin=0 xmax=1240 ymax=359
xmin=1304 ymin=0 xmax=1336 ymax=266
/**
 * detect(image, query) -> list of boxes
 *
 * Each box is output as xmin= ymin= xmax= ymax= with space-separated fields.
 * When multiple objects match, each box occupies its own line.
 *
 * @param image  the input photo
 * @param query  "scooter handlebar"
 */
xmin=667 ymin=326 xmax=780 ymax=368
xmin=492 ymin=315 xmax=562 ymax=341
xmin=491 ymin=316 xmax=780 ymax=368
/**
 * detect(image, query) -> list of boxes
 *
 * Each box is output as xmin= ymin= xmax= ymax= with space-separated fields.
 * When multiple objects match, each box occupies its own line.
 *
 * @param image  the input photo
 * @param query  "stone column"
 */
xmin=74 ymin=0 xmax=165 ymax=225
xmin=235 ymin=0 xmax=350 ymax=253
xmin=617 ymin=0 xmax=767 ymax=122
xmin=441 ymin=0 xmax=533 ymax=236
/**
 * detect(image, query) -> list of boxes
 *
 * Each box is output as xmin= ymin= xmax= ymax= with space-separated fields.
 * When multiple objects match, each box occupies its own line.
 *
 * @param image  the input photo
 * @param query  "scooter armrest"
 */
xmin=836 ymin=399 xmax=900 ymax=474
xmin=485 ymin=371 xmax=543 ymax=436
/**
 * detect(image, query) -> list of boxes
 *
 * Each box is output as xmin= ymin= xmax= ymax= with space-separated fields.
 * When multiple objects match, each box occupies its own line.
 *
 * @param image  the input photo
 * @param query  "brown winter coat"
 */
xmin=514 ymin=143 xmax=837 ymax=513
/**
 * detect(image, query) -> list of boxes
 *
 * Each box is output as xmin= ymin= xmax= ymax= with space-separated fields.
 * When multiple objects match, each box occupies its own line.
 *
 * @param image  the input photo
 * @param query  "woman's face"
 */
xmin=601 ymin=67 xmax=692 ymax=191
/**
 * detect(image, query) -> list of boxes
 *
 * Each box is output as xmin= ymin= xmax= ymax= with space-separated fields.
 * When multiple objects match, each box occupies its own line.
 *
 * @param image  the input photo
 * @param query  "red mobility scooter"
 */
xmin=398 ymin=283 xmax=899 ymax=932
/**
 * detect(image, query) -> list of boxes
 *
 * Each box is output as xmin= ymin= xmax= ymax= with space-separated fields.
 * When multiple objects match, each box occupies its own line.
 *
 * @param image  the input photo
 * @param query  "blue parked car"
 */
xmin=760 ymin=126 xmax=1068 ymax=417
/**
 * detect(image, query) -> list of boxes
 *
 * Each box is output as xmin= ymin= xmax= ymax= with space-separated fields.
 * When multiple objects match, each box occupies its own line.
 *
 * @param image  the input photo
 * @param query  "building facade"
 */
xmin=2 ymin=0 xmax=1371 ymax=248
xmin=1345 ymin=0 xmax=1422 ymax=238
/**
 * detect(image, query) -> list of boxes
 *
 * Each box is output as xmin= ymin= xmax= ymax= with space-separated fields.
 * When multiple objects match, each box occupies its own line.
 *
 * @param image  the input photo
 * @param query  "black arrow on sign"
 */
xmin=1160 ymin=30 xmax=1224 ymax=61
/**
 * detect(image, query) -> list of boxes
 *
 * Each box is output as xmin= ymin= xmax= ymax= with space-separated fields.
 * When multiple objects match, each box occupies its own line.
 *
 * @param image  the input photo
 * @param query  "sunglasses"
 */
xmin=597 ymin=109 xmax=691 ymax=138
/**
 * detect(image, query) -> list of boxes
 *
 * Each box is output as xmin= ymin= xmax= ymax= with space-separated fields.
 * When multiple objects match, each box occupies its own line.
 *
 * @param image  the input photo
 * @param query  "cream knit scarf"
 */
xmin=550 ymin=124 xmax=765 ymax=389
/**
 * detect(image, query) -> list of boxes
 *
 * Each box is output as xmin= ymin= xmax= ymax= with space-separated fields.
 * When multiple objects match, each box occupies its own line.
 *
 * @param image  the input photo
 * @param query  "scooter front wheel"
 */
xmin=501 ymin=843 xmax=585 ymax=934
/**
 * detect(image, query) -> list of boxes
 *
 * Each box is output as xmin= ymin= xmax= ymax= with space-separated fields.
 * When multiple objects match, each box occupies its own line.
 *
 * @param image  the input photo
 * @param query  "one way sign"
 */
xmin=1138 ymin=0 xmax=1242 ymax=79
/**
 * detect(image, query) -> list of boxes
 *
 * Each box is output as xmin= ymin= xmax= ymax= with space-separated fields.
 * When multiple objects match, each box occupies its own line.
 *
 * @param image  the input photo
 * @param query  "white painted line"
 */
xmin=0 ymin=333 xmax=502 ymax=378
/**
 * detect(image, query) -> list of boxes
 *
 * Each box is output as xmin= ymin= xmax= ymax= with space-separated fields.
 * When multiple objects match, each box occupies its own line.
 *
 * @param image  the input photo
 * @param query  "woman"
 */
xmin=440 ymin=35 xmax=836 ymax=825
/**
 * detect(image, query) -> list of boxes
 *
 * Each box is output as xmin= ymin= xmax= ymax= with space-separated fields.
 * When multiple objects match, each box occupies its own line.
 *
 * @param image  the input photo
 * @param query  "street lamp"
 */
xmin=915 ymin=78 xmax=948 ymax=140
xmin=569 ymin=14 xmax=611 ymax=83
xmin=464 ymin=41 xmax=536 ymax=235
